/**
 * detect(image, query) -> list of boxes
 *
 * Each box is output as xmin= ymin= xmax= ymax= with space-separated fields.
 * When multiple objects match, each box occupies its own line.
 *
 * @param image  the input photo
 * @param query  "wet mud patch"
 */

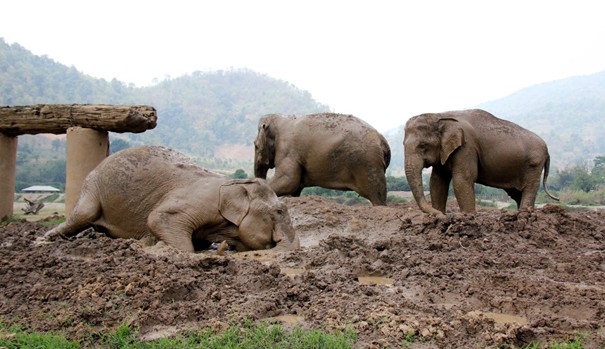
xmin=1 ymin=198 xmax=604 ymax=348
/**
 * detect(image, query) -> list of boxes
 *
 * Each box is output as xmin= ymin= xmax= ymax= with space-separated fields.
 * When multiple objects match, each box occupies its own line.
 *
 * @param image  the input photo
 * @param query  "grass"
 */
xmin=518 ymin=335 xmax=585 ymax=348
xmin=0 ymin=320 xmax=357 ymax=349
xmin=0 ymin=322 xmax=79 ymax=349
xmin=1 ymin=320 xmax=591 ymax=348
xmin=41 ymin=216 xmax=66 ymax=226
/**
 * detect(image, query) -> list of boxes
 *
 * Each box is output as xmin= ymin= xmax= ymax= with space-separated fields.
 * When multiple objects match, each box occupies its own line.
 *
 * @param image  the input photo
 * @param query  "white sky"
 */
xmin=2 ymin=0 xmax=605 ymax=131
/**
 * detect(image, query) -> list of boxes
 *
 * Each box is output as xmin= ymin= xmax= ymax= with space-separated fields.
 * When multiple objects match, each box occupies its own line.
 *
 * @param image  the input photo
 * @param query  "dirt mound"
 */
xmin=1 ymin=198 xmax=604 ymax=348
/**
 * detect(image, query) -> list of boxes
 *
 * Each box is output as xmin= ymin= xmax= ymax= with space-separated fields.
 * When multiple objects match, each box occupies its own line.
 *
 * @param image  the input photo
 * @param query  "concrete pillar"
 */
xmin=0 ymin=134 xmax=18 ymax=220
xmin=65 ymin=127 xmax=109 ymax=217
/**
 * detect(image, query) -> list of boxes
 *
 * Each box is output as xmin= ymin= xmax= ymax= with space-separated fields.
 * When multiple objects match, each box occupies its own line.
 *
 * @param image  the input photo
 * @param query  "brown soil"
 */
xmin=1 ymin=197 xmax=604 ymax=348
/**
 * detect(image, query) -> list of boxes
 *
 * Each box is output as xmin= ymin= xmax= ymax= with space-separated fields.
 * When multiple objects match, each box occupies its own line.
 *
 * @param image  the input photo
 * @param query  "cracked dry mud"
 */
xmin=1 ymin=197 xmax=604 ymax=348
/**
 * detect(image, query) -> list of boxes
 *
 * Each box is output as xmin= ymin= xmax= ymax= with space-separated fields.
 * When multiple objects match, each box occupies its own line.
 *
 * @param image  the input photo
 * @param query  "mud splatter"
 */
xmin=1 ymin=199 xmax=604 ymax=348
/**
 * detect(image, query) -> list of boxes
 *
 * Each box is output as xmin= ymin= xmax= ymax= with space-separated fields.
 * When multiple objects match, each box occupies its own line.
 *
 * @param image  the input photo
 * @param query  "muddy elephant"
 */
xmin=44 ymin=146 xmax=299 ymax=252
xmin=254 ymin=113 xmax=391 ymax=206
xmin=403 ymin=109 xmax=559 ymax=217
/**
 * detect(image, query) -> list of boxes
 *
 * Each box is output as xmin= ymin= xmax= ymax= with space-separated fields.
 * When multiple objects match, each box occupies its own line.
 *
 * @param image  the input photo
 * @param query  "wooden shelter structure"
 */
xmin=0 ymin=104 xmax=157 ymax=219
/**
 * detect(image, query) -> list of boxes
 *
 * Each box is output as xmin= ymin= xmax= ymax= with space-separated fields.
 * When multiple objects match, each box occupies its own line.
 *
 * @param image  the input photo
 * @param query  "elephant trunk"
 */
xmin=272 ymin=212 xmax=300 ymax=252
xmin=271 ymin=219 xmax=300 ymax=252
xmin=404 ymin=153 xmax=432 ymax=214
xmin=254 ymin=163 xmax=269 ymax=179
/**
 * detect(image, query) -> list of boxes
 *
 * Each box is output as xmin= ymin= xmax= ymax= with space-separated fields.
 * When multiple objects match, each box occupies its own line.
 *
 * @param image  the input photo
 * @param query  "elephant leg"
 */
xmin=268 ymin=159 xmax=303 ymax=196
xmin=353 ymin=172 xmax=387 ymax=206
xmin=147 ymin=210 xmax=194 ymax=252
xmin=518 ymin=173 xmax=542 ymax=209
xmin=451 ymin=172 xmax=476 ymax=214
xmin=504 ymin=188 xmax=522 ymax=208
xmin=429 ymin=169 xmax=451 ymax=213
xmin=44 ymin=193 xmax=101 ymax=239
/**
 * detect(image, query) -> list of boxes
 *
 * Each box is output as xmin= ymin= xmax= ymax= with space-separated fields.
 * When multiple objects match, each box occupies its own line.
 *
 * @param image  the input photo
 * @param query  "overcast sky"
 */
xmin=2 ymin=0 xmax=604 ymax=131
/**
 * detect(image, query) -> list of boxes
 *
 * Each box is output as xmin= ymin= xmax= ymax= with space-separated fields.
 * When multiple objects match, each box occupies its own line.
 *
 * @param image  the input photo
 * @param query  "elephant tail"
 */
xmin=543 ymin=155 xmax=559 ymax=201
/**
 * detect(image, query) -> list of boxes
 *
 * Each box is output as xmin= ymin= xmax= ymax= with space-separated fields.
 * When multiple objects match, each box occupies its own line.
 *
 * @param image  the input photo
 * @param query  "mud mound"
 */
xmin=1 ymin=198 xmax=604 ymax=348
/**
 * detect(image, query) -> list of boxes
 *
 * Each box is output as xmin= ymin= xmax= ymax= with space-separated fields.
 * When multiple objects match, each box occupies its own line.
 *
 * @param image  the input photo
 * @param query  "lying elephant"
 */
xmin=254 ymin=113 xmax=391 ymax=206
xmin=404 ymin=109 xmax=559 ymax=217
xmin=44 ymin=146 xmax=299 ymax=252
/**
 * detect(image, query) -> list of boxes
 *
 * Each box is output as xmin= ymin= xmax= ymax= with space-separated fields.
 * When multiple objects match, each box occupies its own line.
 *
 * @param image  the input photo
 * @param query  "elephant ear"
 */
xmin=219 ymin=180 xmax=256 ymax=226
xmin=439 ymin=118 xmax=465 ymax=165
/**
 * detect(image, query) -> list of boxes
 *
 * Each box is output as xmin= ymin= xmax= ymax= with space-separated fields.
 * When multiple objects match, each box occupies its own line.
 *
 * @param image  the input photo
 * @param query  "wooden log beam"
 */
xmin=0 ymin=104 xmax=157 ymax=136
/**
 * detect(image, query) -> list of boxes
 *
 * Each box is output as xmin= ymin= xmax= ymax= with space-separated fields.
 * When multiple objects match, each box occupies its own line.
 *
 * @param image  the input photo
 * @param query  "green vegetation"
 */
xmin=0 ymin=320 xmax=356 ymax=349
xmin=41 ymin=217 xmax=65 ymax=227
xmin=0 ymin=320 xmax=591 ymax=348
xmin=478 ymin=72 xmax=605 ymax=171
xmin=1 ymin=38 xmax=328 ymax=187
xmin=518 ymin=335 xmax=585 ymax=349
xmin=4 ymin=37 xmax=605 ymax=207
xmin=230 ymin=169 xmax=249 ymax=179
xmin=0 ymin=216 xmax=22 ymax=225
xmin=301 ymin=188 xmax=371 ymax=206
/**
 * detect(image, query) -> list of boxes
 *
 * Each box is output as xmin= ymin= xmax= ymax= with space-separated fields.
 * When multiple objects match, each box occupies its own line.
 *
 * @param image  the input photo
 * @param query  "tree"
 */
xmin=231 ymin=169 xmax=248 ymax=179
xmin=386 ymin=176 xmax=409 ymax=191
xmin=553 ymin=163 xmax=599 ymax=192
xmin=593 ymin=155 xmax=605 ymax=183
xmin=110 ymin=138 xmax=131 ymax=154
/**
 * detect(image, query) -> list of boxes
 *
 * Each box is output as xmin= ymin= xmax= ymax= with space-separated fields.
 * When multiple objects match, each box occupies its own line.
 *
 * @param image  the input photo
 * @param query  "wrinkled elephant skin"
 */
xmin=44 ymin=146 xmax=299 ymax=252
xmin=254 ymin=113 xmax=391 ymax=206
xmin=403 ymin=109 xmax=559 ymax=216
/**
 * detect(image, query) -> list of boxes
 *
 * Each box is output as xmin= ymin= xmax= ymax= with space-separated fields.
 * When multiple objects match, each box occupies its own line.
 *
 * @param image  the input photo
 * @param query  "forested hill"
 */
xmin=477 ymin=71 xmax=605 ymax=169
xmin=0 ymin=38 xmax=329 ymax=159
xmin=4 ymin=38 xmax=604 ymax=173
xmin=134 ymin=72 xmax=329 ymax=157
xmin=384 ymin=70 xmax=605 ymax=172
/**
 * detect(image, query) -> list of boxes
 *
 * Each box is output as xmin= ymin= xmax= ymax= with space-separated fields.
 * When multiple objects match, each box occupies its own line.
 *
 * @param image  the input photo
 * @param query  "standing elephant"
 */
xmin=44 ymin=146 xmax=299 ymax=253
xmin=254 ymin=113 xmax=391 ymax=206
xmin=403 ymin=109 xmax=559 ymax=217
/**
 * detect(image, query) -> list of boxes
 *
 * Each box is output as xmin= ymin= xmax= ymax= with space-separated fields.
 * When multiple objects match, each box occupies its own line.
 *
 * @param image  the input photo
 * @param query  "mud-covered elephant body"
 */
xmin=404 ymin=109 xmax=558 ymax=216
xmin=45 ymin=146 xmax=299 ymax=252
xmin=254 ymin=113 xmax=391 ymax=206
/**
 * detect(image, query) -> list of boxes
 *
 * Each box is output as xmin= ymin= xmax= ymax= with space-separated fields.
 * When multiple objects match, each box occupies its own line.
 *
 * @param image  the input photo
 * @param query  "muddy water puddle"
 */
xmin=474 ymin=311 xmax=528 ymax=325
xmin=357 ymin=276 xmax=394 ymax=285
xmin=281 ymin=268 xmax=305 ymax=277
xmin=264 ymin=315 xmax=305 ymax=324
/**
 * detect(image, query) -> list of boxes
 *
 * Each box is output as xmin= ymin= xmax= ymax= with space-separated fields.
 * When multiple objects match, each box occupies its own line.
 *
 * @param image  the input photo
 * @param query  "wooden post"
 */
xmin=0 ymin=104 xmax=156 ymax=219
xmin=65 ymin=127 xmax=109 ymax=217
xmin=0 ymin=134 xmax=18 ymax=220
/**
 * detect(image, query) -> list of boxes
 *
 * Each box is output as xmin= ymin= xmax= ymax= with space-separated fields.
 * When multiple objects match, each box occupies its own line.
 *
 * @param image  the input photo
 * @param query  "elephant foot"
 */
xmin=42 ymin=228 xmax=62 ymax=241
xmin=33 ymin=235 xmax=52 ymax=246
xmin=430 ymin=210 xmax=447 ymax=220
xmin=515 ymin=208 xmax=535 ymax=230
xmin=216 ymin=240 xmax=229 ymax=255
xmin=39 ymin=227 xmax=73 ymax=243
xmin=422 ymin=211 xmax=448 ymax=225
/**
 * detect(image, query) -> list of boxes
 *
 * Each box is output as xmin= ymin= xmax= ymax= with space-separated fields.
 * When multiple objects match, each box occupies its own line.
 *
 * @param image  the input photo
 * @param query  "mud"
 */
xmin=1 ymin=197 xmax=604 ymax=348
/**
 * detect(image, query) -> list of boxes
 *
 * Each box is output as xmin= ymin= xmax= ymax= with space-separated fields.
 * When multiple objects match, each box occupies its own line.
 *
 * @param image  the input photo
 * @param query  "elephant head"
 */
xmin=254 ymin=115 xmax=277 ymax=179
xmin=218 ymin=178 xmax=299 ymax=252
xmin=403 ymin=114 xmax=464 ymax=215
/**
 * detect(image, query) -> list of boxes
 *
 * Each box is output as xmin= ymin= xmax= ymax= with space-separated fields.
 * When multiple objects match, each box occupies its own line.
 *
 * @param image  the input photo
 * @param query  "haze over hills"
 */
xmin=2 ymin=38 xmax=605 ymax=176
xmin=0 ymin=38 xmax=329 ymax=164
xmin=478 ymin=71 xmax=605 ymax=169
xmin=384 ymin=71 xmax=605 ymax=173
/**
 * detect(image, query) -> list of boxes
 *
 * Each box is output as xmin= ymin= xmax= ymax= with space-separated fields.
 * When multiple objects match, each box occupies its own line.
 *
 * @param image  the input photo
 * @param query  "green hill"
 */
xmin=478 ymin=71 xmax=605 ymax=169
xmin=384 ymin=70 xmax=605 ymax=173
xmin=0 ymin=38 xmax=329 ymax=163
xmin=3 ymin=37 xmax=605 ymax=178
